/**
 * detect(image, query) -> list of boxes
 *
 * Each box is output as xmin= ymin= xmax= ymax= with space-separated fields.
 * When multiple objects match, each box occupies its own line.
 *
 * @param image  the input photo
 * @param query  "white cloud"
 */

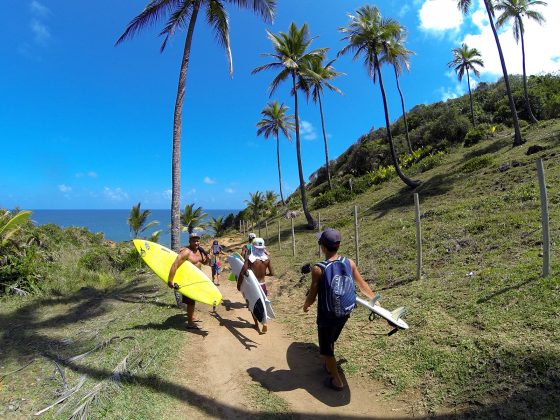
xmin=300 ymin=120 xmax=317 ymax=141
xmin=203 ymin=176 xmax=216 ymax=185
xmin=87 ymin=171 xmax=97 ymax=178
xmin=31 ymin=19 xmax=50 ymax=44
xmin=399 ymin=4 xmax=411 ymax=18
xmin=419 ymin=0 xmax=463 ymax=32
xmin=76 ymin=171 xmax=97 ymax=178
xmin=225 ymin=188 xmax=235 ymax=194
xmin=103 ymin=187 xmax=128 ymax=201
xmin=163 ymin=189 xmax=172 ymax=199
xmin=58 ymin=184 xmax=72 ymax=193
xmin=30 ymin=1 xmax=50 ymax=17
xmin=185 ymin=188 xmax=196 ymax=196
xmin=460 ymin=0 xmax=559 ymax=78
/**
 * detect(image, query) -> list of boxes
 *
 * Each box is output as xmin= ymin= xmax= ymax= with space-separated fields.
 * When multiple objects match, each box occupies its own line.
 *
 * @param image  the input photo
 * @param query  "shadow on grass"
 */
xmin=476 ymin=275 xmax=539 ymax=304
xmin=130 ymin=314 xmax=209 ymax=337
xmin=462 ymin=137 xmax=511 ymax=161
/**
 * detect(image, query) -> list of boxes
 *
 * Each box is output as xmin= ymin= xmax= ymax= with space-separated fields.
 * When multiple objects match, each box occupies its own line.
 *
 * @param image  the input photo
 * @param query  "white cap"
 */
xmin=252 ymin=237 xmax=265 ymax=249
xmin=248 ymin=232 xmax=256 ymax=240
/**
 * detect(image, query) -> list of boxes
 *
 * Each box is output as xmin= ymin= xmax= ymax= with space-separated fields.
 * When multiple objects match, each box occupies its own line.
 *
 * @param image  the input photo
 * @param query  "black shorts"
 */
xmin=175 ymin=290 xmax=195 ymax=306
xmin=317 ymin=316 xmax=349 ymax=357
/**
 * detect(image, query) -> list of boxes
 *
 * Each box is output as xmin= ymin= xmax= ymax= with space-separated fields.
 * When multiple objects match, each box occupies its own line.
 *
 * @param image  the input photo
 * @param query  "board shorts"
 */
xmin=174 ymin=290 xmax=195 ymax=307
xmin=211 ymin=264 xmax=221 ymax=276
xmin=317 ymin=315 xmax=349 ymax=357
xmin=259 ymin=282 xmax=268 ymax=296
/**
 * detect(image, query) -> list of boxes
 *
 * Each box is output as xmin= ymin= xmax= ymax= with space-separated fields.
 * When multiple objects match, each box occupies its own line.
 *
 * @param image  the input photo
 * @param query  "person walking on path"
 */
xmin=241 ymin=232 xmax=256 ymax=259
xmin=237 ymin=237 xmax=274 ymax=334
xmin=303 ymin=228 xmax=376 ymax=391
xmin=168 ymin=232 xmax=210 ymax=330
xmin=210 ymin=240 xmax=227 ymax=286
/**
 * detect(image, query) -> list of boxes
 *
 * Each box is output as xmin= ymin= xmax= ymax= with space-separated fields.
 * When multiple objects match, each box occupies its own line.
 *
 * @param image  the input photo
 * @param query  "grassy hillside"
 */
xmin=269 ymin=118 xmax=560 ymax=417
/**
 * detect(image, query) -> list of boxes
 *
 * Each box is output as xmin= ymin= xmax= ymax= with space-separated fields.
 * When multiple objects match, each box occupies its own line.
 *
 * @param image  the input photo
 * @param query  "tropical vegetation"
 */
xmin=180 ymin=203 xmax=207 ymax=234
xmin=127 ymin=202 xmax=159 ymax=238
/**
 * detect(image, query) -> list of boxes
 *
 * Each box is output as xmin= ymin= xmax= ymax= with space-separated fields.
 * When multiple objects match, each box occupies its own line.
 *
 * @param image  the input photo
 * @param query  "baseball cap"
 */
xmin=189 ymin=232 xmax=201 ymax=240
xmin=316 ymin=228 xmax=341 ymax=247
xmin=252 ymin=237 xmax=265 ymax=249
xmin=248 ymin=232 xmax=256 ymax=240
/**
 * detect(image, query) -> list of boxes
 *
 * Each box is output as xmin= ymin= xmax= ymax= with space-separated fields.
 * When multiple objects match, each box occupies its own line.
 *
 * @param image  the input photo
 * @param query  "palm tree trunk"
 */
xmin=394 ymin=67 xmax=413 ymax=154
xmin=292 ymin=71 xmax=315 ymax=229
xmin=484 ymin=0 xmax=524 ymax=146
xmin=170 ymin=1 xmax=200 ymax=252
xmin=276 ymin=133 xmax=285 ymax=205
xmin=466 ymin=68 xmax=476 ymax=127
xmin=375 ymin=56 xmax=420 ymax=189
xmin=519 ymin=22 xmax=538 ymax=123
xmin=318 ymin=95 xmax=332 ymax=189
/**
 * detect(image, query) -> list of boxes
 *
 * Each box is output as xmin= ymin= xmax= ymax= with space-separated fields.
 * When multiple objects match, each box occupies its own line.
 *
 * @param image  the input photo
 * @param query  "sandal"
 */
xmin=186 ymin=324 xmax=201 ymax=330
xmin=324 ymin=377 xmax=344 ymax=391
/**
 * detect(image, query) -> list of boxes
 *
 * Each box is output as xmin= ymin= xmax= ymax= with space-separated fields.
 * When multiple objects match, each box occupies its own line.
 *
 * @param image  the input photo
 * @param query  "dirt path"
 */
xmin=164 ymin=239 xmax=417 ymax=419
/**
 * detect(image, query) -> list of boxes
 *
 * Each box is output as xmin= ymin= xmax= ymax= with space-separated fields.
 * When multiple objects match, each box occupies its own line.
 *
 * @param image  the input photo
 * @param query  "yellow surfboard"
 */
xmin=133 ymin=240 xmax=222 ymax=307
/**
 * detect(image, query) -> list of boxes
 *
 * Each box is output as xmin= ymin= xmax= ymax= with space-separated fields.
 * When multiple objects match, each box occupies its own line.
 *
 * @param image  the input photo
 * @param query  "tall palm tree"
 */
xmin=383 ymin=31 xmax=415 ymax=154
xmin=300 ymin=57 xmax=343 ymax=190
xmin=253 ymin=22 xmax=326 ymax=229
xmin=457 ymin=0 xmax=524 ymax=146
xmin=180 ymin=203 xmax=207 ymax=234
xmin=256 ymin=101 xmax=295 ymax=206
xmin=495 ymin=0 xmax=547 ymax=124
xmin=245 ymin=191 xmax=266 ymax=227
xmin=264 ymin=190 xmax=279 ymax=216
xmin=208 ymin=216 xmax=225 ymax=237
xmin=117 ymin=0 xmax=275 ymax=251
xmin=128 ymin=203 xmax=159 ymax=238
xmin=339 ymin=6 xmax=420 ymax=189
xmin=448 ymin=43 xmax=484 ymax=127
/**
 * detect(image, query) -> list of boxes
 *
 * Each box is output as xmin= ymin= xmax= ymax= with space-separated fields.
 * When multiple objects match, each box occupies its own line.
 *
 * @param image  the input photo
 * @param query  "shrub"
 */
xmin=464 ymin=124 xmax=490 ymax=147
xmin=415 ymin=152 xmax=445 ymax=173
xmin=461 ymin=155 xmax=494 ymax=173
xmin=78 ymin=246 xmax=118 ymax=272
xmin=312 ymin=187 xmax=355 ymax=210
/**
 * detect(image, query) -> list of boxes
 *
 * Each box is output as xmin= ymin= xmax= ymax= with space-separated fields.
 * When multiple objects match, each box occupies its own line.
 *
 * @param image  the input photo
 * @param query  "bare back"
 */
xmin=249 ymin=259 xmax=273 ymax=282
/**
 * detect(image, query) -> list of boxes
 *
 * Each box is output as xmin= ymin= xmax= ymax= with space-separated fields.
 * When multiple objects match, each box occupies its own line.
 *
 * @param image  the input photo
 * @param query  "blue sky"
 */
xmin=1 ymin=0 xmax=557 ymax=210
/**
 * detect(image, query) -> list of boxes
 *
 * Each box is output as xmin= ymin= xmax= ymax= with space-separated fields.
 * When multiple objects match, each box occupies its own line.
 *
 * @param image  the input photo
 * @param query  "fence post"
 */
xmin=278 ymin=219 xmax=281 ymax=250
xmin=258 ymin=220 xmax=262 ymax=238
xmin=536 ymin=158 xmax=551 ymax=277
xmin=291 ymin=217 xmax=296 ymax=257
xmin=414 ymin=193 xmax=422 ymax=280
xmin=354 ymin=205 xmax=360 ymax=267
xmin=239 ymin=220 xmax=242 ymax=233
xmin=349 ymin=178 xmax=353 ymax=194
xmin=317 ymin=212 xmax=322 ymax=257
xmin=265 ymin=220 xmax=269 ymax=243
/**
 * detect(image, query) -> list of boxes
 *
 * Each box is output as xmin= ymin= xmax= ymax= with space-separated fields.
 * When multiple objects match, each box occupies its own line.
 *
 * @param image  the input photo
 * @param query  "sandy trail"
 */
xmin=164 ymin=239 xmax=416 ymax=419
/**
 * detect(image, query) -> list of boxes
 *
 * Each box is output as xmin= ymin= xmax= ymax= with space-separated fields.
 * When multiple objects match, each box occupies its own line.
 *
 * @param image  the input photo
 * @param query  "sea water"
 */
xmin=31 ymin=209 xmax=239 ymax=246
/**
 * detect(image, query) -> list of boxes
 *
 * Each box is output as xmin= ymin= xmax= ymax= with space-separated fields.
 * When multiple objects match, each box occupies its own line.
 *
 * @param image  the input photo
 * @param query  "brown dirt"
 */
xmin=163 ymin=235 xmax=420 ymax=419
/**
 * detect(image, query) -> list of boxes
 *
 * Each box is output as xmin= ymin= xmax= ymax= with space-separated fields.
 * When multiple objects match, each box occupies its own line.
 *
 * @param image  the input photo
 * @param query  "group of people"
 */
xmin=166 ymin=227 xmax=375 ymax=392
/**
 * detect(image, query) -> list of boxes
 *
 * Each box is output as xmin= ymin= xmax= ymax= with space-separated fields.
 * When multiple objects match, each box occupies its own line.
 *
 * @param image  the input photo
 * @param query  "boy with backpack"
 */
xmin=303 ymin=228 xmax=375 ymax=391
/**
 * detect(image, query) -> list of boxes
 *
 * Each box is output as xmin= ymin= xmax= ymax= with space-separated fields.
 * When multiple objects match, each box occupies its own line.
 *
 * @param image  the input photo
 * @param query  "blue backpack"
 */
xmin=316 ymin=257 xmax=356 ymax=318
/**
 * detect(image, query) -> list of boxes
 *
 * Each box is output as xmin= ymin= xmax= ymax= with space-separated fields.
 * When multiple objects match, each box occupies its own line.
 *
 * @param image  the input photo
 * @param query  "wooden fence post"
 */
xmin=354 ymin=205 xmax=360 ymax=266
xmin=258 ymin=221 xmax=262 ymax=238
xmin=349 ymin=178 xmax=353 ymax=194
xmin=317 ymin=212 xmax=322 ymax=257
xmin=265 ymin=220 xmax=269 ymax=243
xmin=414 ymin=193 xmax=422 ymax=280
xmin=278 ymin=219 xmax=281 ymax=250
xmin=536 ymin=158 xmax=551 ymax=277
xmin=291 ymin=217 xmax=296 ymax=257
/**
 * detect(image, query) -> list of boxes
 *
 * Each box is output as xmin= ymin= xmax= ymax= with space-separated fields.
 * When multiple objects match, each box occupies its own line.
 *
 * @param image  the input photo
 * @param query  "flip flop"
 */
xmin=186 ymin=324 xmax=201 ymax=330
xmin=324 ymin=377 xmax=344 ymax=392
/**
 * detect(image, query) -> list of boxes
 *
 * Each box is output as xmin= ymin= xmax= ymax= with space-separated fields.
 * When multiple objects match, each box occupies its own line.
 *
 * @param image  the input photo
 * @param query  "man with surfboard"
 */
xmin=168 ymin=232 xmax=210 ymax=329
xmin=303 ymin=228 xmax=375 ymax=391
xmin=237 ymin=237 xmax=274 ymax=333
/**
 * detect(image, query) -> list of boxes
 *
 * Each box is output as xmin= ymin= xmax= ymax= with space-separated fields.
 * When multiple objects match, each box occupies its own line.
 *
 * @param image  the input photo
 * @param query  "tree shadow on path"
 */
xmin=247 ymin=342 xmax=351 ymax=408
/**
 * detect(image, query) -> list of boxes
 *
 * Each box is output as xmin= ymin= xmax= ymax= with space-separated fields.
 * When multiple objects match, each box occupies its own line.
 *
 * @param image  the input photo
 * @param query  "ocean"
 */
xmin=31 ymin=209 xmax=239 ymax=246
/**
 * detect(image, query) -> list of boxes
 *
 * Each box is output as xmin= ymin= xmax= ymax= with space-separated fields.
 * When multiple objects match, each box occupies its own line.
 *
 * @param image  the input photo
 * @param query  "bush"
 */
xmin=461 ymin=155 xmax=494 ymax=173
xmin=78 ymin=246 xmax=118 ymax=272
xmin=312 ymin=187 xmax=355 ymax=210
xmin=414 ymin=152 xmax=445 ymax=173
xmin=464 ymin=124 xmax=491 ymax=147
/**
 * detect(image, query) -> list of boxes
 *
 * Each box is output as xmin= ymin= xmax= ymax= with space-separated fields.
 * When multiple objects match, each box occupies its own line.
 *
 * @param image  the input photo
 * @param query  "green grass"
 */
xmin=269 ymin=119 xmax=560 ymax=417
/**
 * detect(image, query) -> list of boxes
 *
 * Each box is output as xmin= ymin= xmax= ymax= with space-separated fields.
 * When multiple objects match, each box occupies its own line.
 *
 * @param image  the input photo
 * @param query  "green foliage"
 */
xmin=461 ymin=155 xmax=494 ymax=173
xmin=312 ymin=187 xmax=355 ymax=210
xmin=78 ymin=246 xmax=119 ymax=272
xmin=463 ymin=123 xmax=492 ymax=147
xmin=414 ymin=152 xmax=445 ymax=173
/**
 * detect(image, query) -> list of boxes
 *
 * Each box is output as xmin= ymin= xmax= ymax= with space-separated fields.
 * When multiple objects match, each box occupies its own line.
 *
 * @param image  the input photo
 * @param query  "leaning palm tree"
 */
xmin=256 ymin=101 xmax=295 ymax=206
xmin=117 ymin=0 xmax=275 ymax=251
xmin=339 ymin=6 xmax=420 ymax=188
xmin=253 ymin=22 xmax=326 ymax=229
xmin=448 ymin=43 xmax=484 ymax=127
xmin=457 ymin=0 xmax=524 ymax=145
xmin=383 ymin=30 xmax=415 ymax=154
xmin=495 ymin=0 xmax=547 ymax=124
xmin=128 ymin=203 xmax=159 ymax=238
xmin=300 ymin=56 xmax=343 ymax=190
xmin=180 ymin=203 xmax=207 ymax=234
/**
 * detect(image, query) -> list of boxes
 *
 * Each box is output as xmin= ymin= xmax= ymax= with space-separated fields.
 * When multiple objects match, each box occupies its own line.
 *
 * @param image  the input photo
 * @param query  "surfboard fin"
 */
xmin=370 ymin=293 xmax=381 ymax=306
xmin=391 ymin=307 xmax=407 ymax=321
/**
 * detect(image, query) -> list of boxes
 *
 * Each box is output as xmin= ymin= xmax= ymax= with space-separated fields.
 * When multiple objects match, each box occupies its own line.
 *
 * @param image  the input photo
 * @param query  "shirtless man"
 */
xmin=168 ymin=232 xmax=210 ymax=329
xmin=237 ymin=237 xmax=274 ymax=333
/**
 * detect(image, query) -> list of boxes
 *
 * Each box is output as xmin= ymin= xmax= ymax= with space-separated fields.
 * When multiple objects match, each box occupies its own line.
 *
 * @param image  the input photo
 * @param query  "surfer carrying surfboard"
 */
xmin=168 ymin=232 xmax=211 ymax=329
xmin=303 ymin=228 xmax=376 ymax=391
xmin=237 ymin=237 xmax=274 ymax=333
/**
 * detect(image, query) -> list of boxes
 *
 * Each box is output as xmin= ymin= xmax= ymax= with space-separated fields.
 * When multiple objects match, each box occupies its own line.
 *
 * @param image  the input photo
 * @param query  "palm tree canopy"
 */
xmin=448 ymin=43 xmax=485 ymax=80
xmin=208 ymin=216 xmax=225 ymax=236
xmin=180 ymin=203 xmax=208 ymax=233
xmin=0 ymin=210 xmax=32 ymax=247
xmin=381 ymin=30 xmax=415 ymax=76
xmin=299 ymin=57 xmax=344 ymax=104
xmin=116 ymin=0 xmax=275 ymax=75
xmin=495 ymin=0 xmax=547 ymax=43
xmin=252 ymin=22 xmax=328 ymax=96
xmin=128 ymin=203 xmax=159 ymax=237
xmin=338 ymin=5 xmax=403 ymax=81
xmin=256 ymin=101 xmax=295 ymax=140
xmin=245 ymin=191 xmax=266 ymax=219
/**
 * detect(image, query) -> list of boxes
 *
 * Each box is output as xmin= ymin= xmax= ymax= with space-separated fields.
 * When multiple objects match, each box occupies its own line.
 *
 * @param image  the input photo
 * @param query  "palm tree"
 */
xmin=117 ymin=0 xmax=275 ymax=251
xmin=495 ymin=0 xmax=547 ymax=124
xmin=448 ymin=43 xmax=484 ymax=127
xmin=245 ymin=191 xmax=266 ymax=228
xmin=128 ymin=203 xmax=159 ymax=238
xmin=383 ymin=30 xmax=415 ymax=154
xmin=180 ymin=203 xmax=207 ymax=234
xmin=457 ymin=0 xmax=524 ymax=145
xmin=208 ymin=216 xmax=225 ymax=237
xmin=256 ymin=101 xmax=295 ymax=206
xmin=264 ymin=190 xmax=279 ymax=217
xmin=339 ymin=6 xmax=420 ymax=188
xmin=253 ymin=22 xmax=326 ymax=229
xmin=300 ymin=56 xmax=343 ymax=190
xmin=0 ymin=210 xmax=32 ymax=248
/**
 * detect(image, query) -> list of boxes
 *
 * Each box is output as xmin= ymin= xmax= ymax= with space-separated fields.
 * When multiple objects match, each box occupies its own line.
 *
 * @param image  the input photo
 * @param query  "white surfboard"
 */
xmin=356 ymin=294 xmax=409 ymax=330
xmin=227 ymin=255 xmax=268 ymax=325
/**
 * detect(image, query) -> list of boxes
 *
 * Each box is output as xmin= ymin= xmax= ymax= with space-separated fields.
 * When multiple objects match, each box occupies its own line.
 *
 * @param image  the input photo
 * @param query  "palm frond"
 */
xmin=207 ymin=0 xmax=233 ymax=75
